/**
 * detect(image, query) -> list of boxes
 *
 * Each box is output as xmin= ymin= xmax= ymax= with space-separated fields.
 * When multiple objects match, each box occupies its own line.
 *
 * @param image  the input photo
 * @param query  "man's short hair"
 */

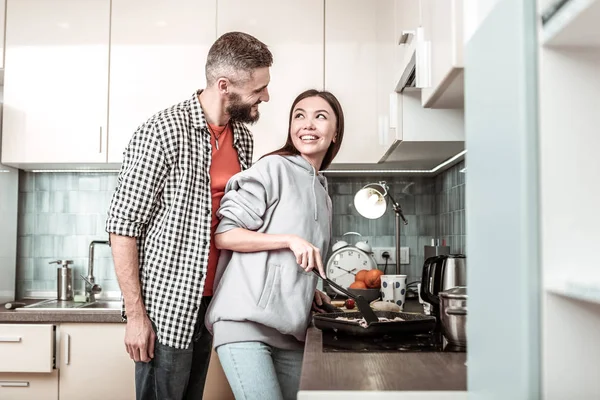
xmin=206 ymin=32 xmax=273 ymax=86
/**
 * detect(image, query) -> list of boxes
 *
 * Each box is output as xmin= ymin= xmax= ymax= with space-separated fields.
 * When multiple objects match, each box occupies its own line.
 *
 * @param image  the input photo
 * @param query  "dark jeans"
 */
xmin=135 ymin=296 xmax=213 ymax=400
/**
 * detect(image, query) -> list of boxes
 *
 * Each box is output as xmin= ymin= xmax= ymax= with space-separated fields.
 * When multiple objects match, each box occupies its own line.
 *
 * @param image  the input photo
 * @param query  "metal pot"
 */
xmin=438 ymin=286 xmax=467 ymax=347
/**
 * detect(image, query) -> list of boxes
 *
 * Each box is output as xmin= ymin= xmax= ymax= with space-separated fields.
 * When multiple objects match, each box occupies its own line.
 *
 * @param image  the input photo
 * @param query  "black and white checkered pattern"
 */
xmin=106 ymin=90 xmax=253 ymax=349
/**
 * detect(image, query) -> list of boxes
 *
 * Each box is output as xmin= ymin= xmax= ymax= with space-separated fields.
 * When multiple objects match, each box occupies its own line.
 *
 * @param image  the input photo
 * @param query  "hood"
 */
xmin=281 ymin=154 xmax=328 ymax=220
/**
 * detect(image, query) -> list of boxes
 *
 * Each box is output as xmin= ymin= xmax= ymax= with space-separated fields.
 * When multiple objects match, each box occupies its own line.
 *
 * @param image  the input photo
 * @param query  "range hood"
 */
xmin=395 ymin=28 xmax=430 ymax=93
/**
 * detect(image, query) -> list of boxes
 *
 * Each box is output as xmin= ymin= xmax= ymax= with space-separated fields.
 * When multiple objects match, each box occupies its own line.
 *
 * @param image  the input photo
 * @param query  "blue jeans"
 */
xmin=135 ymin=296 xmax=213 ymax=400
xmin=216 ymin=342 xmax=304 ymax=400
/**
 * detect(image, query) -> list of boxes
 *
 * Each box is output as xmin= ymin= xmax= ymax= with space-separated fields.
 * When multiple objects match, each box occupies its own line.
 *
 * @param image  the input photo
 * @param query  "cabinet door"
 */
xmin=218 ymin=0 xmax=324 ymax=163
xmin=107 ymin=0 xmax=217 ymax=163
xmin=325 ymin=0 xmax=395 ymax=164
xmin=58 ymin=324 xmax=134 ymax=400
xmin=420 ymin=0 xmax=464 ymax=108
xmin=1 ymin=0 xmax=110 ymax=165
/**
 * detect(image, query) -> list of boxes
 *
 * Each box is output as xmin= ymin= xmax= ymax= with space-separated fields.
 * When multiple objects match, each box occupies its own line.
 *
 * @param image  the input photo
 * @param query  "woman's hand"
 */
xmin=312 ymin=289 xmax=332 ymax=313
xmin=287 ymin=235 xmax=326 ymax=278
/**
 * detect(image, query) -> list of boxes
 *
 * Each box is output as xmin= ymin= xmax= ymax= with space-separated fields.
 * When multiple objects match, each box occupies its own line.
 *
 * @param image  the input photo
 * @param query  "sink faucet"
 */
xmin=84 ymin=240 xmax=110 ymax=302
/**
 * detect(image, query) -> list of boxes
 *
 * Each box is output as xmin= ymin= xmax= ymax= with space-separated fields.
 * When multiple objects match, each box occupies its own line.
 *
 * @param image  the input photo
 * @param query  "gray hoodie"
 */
xmin=205 ymin=154 xmax=332 ymax=349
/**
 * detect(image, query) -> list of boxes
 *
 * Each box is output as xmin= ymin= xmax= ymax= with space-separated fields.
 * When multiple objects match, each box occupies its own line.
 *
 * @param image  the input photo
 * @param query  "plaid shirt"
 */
xmin=106 ymin=91 xmax=253 ymax=349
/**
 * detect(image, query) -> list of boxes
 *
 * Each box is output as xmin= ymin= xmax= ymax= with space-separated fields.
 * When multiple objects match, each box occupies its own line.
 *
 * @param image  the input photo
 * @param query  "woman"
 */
xmin=204 ymin=89 xmax=344 ymax=400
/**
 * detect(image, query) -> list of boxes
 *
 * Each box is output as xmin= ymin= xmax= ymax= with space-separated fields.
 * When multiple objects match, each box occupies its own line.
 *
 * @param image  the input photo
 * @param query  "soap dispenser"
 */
xmin=49 ymin=260 xmax=74 ymax=301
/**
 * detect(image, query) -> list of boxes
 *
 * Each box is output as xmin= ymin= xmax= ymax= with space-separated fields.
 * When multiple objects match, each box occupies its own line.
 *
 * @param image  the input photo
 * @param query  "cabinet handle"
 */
xmin=0 ymin=381 xmax=29 ymax=387
xmin=64 ymin=333 xmax=70 ymax=365
xmin=99 ymin=126 xmax=103 ymax=153
xmin=0 ymin=336 xmax=22 ymax=342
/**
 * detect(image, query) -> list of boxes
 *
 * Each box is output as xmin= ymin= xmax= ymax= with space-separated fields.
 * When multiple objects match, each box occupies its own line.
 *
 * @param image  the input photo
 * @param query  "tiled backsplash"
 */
xmin=15 ymin=161 xmax=466 ymax=297
xmin=16 ymin=172 xmax=119 ymax=298
xmin=326 ymin=160 xmax=466 ymax=285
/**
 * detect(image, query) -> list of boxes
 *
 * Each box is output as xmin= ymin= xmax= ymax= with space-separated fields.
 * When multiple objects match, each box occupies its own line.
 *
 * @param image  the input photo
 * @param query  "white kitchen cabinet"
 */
xmin=58 ymin=323 xmax=134 ymax=400
xmin=1 ymin=0 xmax=110 ymax=167
xmin=0 ymin=324 xmax=55 ymax=373
xmin=537 ymin=1 xmax=600 ymax=396
xmin=107 ymin=0 xmax=217 ymax=164
xmin=325 ymin=0 xmax=396 ymax=164
xmin=420 ymin=0 xmax=464 ymax=108
xmin=0 ymin=0 xmax=5 ymax=71
xmin=218 ymin=0 xmax=324 ymax=163
xmin=0 ymin=371 xmax=59 ymax=400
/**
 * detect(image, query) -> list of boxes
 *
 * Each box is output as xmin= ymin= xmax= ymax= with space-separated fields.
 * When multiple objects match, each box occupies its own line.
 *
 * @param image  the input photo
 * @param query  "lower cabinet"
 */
xmin=58 ymin=323 xmax=135 ymax=400
xmin=0 ymin=322 xmax=134 ymax=400
xmin=0 ymin=371 xmax=59 ymax=400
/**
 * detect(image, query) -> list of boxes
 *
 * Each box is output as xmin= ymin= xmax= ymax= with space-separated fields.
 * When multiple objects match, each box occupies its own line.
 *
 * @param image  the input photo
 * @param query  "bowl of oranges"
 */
xmin=347 ymin=269 xmax=384 ymax=303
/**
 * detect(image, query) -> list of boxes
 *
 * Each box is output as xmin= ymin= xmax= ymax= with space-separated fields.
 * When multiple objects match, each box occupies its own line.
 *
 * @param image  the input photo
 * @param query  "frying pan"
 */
xmin=313 ymin=310 xmax=436 ymax=336
xmin=311 ymin=271 xmax=436 ymax=336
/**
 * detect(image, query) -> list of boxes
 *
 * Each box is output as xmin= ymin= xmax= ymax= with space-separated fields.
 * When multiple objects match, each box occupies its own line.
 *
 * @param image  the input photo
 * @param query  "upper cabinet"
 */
xmin=1 ymin=0 xmax=110 ymax=166
xmin=0 ymin=0 xmax=463 ymax=170
xmin=420 ymin=0 xmax=464 ymax=108
xmin=107 ymin=0 xmax=216 ymax=163
xmin=0 ymin=0 xmax=5 ymax=70
xmin=217 ymin=0 xmax=324 ymax=163
xmin=325 ymin=0 xmax=396 ymax=164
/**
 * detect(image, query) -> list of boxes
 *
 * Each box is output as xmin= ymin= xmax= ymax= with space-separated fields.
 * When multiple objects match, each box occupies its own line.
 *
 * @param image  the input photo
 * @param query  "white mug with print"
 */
xmin=380 ymin=274 xmax=408 ymax=310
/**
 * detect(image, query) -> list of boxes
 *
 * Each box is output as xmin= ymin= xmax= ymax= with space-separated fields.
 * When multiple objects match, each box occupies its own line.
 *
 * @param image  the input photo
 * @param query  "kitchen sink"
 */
xmin=79 ymin=300 xmax=121 ymax=310
xmin=17 ymin=299 xmax=121 ymax=312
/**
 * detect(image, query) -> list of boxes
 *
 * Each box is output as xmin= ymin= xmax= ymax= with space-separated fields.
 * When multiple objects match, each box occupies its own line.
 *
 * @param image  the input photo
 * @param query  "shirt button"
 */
xmin=192 ymin=305 xmax=198 ymax=312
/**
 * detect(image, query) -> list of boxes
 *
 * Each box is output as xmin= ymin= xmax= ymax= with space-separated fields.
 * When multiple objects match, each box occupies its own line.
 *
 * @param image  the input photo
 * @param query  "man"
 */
xmin=106 ymin=32 xmax=273 ymax=399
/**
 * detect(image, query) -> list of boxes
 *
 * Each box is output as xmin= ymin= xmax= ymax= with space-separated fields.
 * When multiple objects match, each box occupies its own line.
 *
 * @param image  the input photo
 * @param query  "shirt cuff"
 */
xmin=105 ymin=217 xmax=144 ymax=238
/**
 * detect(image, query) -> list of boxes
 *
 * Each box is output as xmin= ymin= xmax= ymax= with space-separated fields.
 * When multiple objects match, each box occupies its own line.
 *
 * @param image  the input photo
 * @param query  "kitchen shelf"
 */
xmin=541 ymin=0 xmax=600 ymax=47
xmin=545 ymin=275 xmax=600 ymax=305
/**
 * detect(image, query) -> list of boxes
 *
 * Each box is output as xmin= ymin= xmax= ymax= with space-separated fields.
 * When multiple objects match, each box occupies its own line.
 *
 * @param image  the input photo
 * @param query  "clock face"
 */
xmin=326 ymin=247 xmax=376 ymax=290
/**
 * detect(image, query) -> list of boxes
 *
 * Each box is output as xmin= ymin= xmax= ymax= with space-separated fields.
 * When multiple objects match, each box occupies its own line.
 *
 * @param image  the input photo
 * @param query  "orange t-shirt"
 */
xmin=203 ymin=123 xmax=241 ymax=296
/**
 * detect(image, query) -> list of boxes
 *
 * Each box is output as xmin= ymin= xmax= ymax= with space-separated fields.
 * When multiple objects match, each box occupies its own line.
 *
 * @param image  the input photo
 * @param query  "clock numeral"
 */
xmin=357 ymin=253 xmax=361 ymax=258
xmin=363 ymin=261 xmax=367 ymax=266
xmin=333 ymin=260 xmax=339 ymax=265
xmin=338 ymin=254 xmax=343 ymax=259
xmin=348 ymin=251 xmax=354 ymax=256
xmin=329 ymin=268 xmax=334 ymax=274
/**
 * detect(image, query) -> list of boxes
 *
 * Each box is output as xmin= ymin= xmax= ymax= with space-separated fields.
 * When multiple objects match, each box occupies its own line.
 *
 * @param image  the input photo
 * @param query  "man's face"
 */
xmin=226 ymin=67 xmax=270 ymax=124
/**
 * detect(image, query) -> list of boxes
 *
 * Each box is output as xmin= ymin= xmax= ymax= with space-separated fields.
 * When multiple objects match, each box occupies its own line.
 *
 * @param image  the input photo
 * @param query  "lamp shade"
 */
xmin=354 ymin=185 xmax=387 ymax=219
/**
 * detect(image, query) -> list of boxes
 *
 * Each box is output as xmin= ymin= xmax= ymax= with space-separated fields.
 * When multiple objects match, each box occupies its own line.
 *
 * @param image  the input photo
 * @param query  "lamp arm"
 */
xmin=386 ymin=192 xmax=408 ymax=225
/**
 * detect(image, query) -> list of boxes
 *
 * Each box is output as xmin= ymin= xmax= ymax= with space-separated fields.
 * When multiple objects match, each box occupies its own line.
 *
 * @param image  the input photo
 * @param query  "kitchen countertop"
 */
xmin=0 ymin=298 xmax=124 ymax=323
xmin=298 ymin=299 xmax=467 ymax=398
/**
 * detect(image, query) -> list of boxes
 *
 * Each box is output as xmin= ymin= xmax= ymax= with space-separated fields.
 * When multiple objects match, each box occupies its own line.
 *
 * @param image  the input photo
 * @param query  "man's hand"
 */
xmin=287 ymin=235 xmax=326 ymax=278
xmin=125 ymin=314 xmax=156 ymax=362
xmin=312 ymin=289 xmax=332 ymax=313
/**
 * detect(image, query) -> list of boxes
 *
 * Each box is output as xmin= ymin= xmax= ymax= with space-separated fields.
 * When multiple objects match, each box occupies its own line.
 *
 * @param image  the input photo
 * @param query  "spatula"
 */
xmin=312 ymin=270 xmax=379 ymax=326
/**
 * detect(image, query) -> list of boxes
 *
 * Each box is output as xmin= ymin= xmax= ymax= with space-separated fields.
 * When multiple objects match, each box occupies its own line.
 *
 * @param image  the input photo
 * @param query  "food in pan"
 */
xmin=370 ymin=301 xmax=401 ymax=312
xmin=335 ymin=315 xmax=404 ymax=328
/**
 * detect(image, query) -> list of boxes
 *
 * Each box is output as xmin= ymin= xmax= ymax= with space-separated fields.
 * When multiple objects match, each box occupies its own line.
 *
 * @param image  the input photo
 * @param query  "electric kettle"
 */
xmin=419 ymin=254 xmax=466 ymax=317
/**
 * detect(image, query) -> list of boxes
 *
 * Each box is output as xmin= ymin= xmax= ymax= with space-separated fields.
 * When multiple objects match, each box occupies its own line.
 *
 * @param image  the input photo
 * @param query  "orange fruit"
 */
xmin=355 ymin=269 xmax=368 ymax=283
xmin=349 ymin=281 xmax=367 ymax=289
xmin=365 ymin=269 xmax=384 ymax=289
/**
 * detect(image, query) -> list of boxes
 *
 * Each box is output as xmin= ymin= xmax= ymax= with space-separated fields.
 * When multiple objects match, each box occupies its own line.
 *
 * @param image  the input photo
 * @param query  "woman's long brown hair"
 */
xmin=260 ymin=89 xmax=344 ymax=171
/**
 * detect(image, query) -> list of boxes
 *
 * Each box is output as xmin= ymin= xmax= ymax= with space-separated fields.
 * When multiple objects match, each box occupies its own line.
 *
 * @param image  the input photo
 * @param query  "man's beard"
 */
xmin=226 ymin=92 xmax=260 ymax=124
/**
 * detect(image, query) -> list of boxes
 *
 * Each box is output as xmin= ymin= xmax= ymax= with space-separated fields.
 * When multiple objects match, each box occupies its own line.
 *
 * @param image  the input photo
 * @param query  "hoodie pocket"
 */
xmin=257 ymin=263 xmax=280 ymax=309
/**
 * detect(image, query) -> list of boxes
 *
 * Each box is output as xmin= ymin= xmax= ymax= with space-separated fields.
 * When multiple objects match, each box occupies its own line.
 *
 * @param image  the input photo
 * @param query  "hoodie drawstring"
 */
xmin=311 ymin=167 xmax=318 ymax=221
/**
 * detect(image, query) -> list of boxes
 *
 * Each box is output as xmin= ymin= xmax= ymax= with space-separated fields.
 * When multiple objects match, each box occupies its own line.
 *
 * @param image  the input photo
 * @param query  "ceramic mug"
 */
xmin=380 ymin=274 xmax=408 ymax=310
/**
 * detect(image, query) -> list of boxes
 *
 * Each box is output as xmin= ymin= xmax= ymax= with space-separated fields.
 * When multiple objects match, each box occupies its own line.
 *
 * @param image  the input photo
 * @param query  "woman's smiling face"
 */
xmin=289 ymin=96 xmax=337 ymax=169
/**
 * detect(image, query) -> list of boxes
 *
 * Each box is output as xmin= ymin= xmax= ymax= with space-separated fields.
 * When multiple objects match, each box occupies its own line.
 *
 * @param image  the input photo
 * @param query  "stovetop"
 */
xmin=321 ymin=330 xmax=465 ymax=353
